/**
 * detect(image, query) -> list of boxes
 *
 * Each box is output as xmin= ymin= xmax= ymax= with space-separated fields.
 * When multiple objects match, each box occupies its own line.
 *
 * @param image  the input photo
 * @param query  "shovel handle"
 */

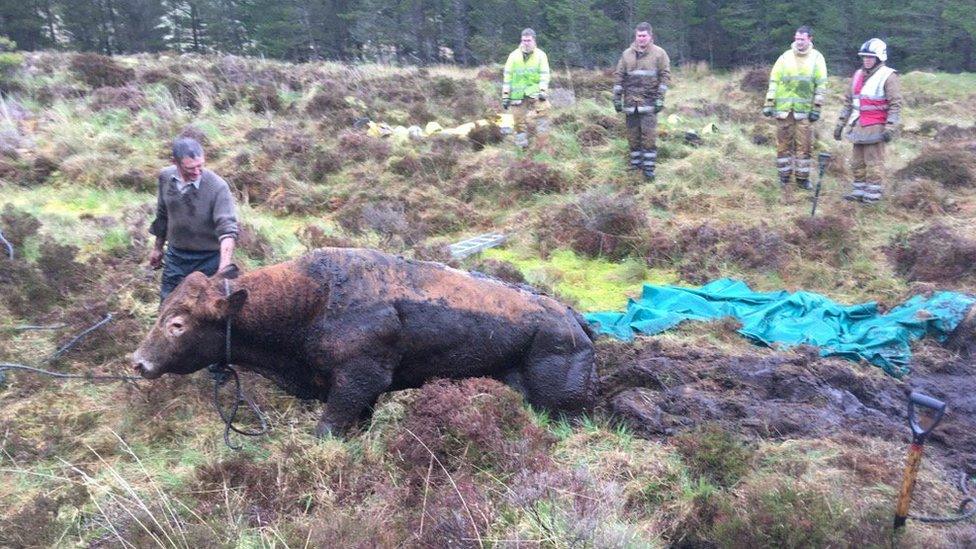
xmin=894 ymin=442 xmax=925 ymax=528
xmin=908 ymin=391 xmax=946 ymax=443
xmin=817 ymin=152 xmax=831 ymax=176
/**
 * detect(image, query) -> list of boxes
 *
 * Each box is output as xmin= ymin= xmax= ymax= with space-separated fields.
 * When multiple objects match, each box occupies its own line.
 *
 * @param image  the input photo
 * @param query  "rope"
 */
xmin=0 ymin=314 xmax=136 ymax=385
xmin=0 ymin=363 xmax=139 ymax=383
xmin=0 ymin=298 xmax=268 ymax=450
xmin=910 ymin=472 xmax=976 ymax=524
xmin=0 ymin=228 xmax=12 ymax=260
xmin=207 ymin=278 xmax=269 ymax=450
xmin=47 ymin=314 xmax=113 ymax=363
xmin=209 ymin=364 xmax=269 ymax=450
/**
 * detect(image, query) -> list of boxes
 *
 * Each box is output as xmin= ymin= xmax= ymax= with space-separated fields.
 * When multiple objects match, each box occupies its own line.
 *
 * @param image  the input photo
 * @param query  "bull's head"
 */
xmin=132 ymin=266 xmax=248 ymax=379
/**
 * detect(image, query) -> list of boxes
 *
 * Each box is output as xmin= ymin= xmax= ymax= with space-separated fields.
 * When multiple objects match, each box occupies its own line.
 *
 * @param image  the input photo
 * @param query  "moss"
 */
xmin=483 ymin=247 xmax=676 ymax=311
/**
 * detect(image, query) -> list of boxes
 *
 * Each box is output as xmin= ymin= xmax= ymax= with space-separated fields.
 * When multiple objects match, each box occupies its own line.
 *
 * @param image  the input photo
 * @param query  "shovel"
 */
xmin=894 ymin=391 xmax=947 ymax=528
xmin=811 ymin=152 xmax=831 ymax=217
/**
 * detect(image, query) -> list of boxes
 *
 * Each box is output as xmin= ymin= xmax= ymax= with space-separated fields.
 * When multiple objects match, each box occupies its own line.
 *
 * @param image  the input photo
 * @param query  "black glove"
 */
xmin=762 ymin=107 xmax=774 ymax=117
xmin=502 ymin=97 xmax=510 ymax=110
xmin=882 ymin=128 xmax=894 ymax=142
xmin=537 ymin=91 xmax=547 ymax=102
xmin=808 ymin=110 xmax=820 ymax=122
xmin=833 ymin=124 xmax=844 ymax=141
xmin=654 ymin=99 xmax=664 ymax=114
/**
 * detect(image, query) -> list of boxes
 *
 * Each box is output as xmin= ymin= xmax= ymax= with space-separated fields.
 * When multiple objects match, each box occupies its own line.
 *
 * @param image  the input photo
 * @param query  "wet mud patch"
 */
xmin=597 ymin=339 xmax=976 ymax=474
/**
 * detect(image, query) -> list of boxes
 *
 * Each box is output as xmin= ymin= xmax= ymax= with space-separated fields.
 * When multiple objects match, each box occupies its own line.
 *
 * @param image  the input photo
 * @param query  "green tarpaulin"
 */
xmin=585 ymin=278 xmax=975 ymax=378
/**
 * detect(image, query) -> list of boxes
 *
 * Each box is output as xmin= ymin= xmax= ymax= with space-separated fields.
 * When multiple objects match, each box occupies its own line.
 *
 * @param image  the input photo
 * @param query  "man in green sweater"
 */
xmin=149 ymin=137 xmax=238 ymax=302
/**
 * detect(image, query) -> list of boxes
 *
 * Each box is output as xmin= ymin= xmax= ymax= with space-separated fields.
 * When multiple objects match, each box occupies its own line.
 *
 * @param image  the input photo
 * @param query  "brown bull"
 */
xmin=132 ymin=248 xmax=597 ymax=436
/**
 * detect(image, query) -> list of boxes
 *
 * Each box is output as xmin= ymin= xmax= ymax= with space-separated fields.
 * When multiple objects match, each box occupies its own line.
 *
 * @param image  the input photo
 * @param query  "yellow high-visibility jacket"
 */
xmin=765 ymin=46 xmax=828 ymax=119
xmin=503 ymin=48 xmax=550 ymax=100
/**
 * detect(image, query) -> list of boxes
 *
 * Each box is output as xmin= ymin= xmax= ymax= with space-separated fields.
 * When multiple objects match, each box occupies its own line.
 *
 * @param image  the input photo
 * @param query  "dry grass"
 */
xmin=1 ymin=53 xmax=974 ymax=546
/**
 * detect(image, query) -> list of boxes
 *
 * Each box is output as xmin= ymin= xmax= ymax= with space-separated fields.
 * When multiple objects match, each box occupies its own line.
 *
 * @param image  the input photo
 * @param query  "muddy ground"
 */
xmin=597 ymin=338 xmax=976 ymax=476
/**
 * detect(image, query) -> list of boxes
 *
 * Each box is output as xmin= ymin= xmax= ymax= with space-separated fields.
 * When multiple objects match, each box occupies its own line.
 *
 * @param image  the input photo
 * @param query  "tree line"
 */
xmin=1 ymin=0 xmax=974 ymax=71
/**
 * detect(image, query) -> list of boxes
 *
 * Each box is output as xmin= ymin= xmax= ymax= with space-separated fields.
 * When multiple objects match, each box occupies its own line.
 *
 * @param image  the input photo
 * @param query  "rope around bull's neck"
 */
xmin=207 ymin=278 xmax=269 ymax=449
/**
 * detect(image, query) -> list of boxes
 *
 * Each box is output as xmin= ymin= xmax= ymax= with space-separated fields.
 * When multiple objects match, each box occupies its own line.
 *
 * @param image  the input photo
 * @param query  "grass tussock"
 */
xmin=888 ymin=223 xmax=976 ymax=284
xmin=1 ymin=52 xmax=975 ymax=547
xmin=69 ymin=52 xmax=134 ymax=88
xmin=895 ymin=143 xmax=976 ymax=188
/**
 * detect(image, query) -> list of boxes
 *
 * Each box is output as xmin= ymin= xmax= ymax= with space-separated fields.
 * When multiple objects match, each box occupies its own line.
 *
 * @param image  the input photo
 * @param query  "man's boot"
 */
xmin=642 ymin=148 xmax=657 ymax=180
xmin=777 ymin=156 xmax=792 ymax=186
xmin=861 ymin=183 xmax=883 ymax=204
xmin=795 ymin=158 xmax=812 ymax=190
xmin=843 ymin=181 xmax=867 ymax=202
xmin=629 ymin=150 xmax=642 ymax=170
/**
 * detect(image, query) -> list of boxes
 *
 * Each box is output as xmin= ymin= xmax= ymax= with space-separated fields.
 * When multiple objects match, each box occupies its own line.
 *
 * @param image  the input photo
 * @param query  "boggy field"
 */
xmin=1 ymin=51 xmax=975 ymax=546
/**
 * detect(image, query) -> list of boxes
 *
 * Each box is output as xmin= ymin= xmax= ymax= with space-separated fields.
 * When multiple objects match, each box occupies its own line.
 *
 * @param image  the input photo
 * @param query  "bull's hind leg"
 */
xmin=521 ymin=326 xmax=597 ymax=414
xmin=315 ymin=356 xmax=395 ymax=438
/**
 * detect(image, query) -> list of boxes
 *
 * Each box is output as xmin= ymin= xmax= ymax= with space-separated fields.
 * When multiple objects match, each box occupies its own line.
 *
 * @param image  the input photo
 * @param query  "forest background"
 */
xmin=2 ymin=0 xmax=975 ymax=71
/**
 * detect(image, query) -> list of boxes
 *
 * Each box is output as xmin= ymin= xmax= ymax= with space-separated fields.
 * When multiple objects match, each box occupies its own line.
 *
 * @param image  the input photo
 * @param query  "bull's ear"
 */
xmin=216 ymin=263 xmax=241 ymax=280
xmin=215 ymin=288 xmax=248 ymax=319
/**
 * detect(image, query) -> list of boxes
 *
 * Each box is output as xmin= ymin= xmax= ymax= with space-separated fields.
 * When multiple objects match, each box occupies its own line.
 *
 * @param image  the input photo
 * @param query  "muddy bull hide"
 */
xmin=132 ymin=248 xmax=597 ymax=437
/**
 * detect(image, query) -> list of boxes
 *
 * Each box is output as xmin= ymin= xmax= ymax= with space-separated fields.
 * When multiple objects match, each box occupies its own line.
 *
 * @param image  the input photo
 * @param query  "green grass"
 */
xmin=1 ymin=55 xmax=972 ymax=548
xmin=483 ymin=247 xmax=677 ymax=311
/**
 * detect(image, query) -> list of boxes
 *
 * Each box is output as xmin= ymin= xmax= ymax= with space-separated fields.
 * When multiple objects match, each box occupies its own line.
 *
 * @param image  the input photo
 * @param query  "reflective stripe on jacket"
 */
xmin=503 ymin=49 xmax=550 ymax=100
xmin=852 ymin=65 xmax=895 ymax=127
xmin=765 ymin=46 xmax=828 ymax=119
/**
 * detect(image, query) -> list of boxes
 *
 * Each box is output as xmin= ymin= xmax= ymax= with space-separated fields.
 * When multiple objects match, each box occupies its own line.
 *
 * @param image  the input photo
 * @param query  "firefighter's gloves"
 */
xmin=882 ymin=127 xmax=894 ymax=143
xmin=612 ymin=89 xmax=624 ymax=113
xmin=808 ymin=109 xmax=821 ymax=122
xmin=653 ymin=98 xmax=665 ymax=114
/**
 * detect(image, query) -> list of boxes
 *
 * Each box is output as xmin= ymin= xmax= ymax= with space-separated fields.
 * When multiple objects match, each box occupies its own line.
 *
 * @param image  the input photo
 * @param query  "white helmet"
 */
xmin=858 ymin=38 xmax=887 ymax=62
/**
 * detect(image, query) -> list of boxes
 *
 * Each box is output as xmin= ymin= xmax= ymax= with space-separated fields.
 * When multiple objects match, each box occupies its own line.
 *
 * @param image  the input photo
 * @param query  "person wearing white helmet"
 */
xmin=833 ymin=38 xmax=903 ymax=204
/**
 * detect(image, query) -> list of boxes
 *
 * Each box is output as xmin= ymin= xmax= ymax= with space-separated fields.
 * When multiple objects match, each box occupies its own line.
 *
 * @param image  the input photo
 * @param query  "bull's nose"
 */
xmin=132 ymin=357 xmax=160 ymax=379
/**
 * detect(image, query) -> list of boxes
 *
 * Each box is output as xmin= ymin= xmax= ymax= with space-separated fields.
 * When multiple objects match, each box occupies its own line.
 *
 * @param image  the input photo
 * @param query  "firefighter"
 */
xmin=501 ymin=28 xmax=551 ymax=147
xmin=763 ymin=25 xmax=828 ymax=190
xmin=613 ymin=22 xmax=671 ymax=180
xmin=834 ymin=38 xmax=903 ymax=204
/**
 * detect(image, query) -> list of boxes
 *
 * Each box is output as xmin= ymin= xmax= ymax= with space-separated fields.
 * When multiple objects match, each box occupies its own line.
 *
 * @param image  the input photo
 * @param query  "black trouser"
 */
xmin=160 ymin=246 xmax=220 ymax=302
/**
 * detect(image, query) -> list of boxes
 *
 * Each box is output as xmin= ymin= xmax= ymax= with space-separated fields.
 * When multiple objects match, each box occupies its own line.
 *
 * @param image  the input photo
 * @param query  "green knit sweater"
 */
xmin=149 ymin=166 xmax=239 ymax=251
